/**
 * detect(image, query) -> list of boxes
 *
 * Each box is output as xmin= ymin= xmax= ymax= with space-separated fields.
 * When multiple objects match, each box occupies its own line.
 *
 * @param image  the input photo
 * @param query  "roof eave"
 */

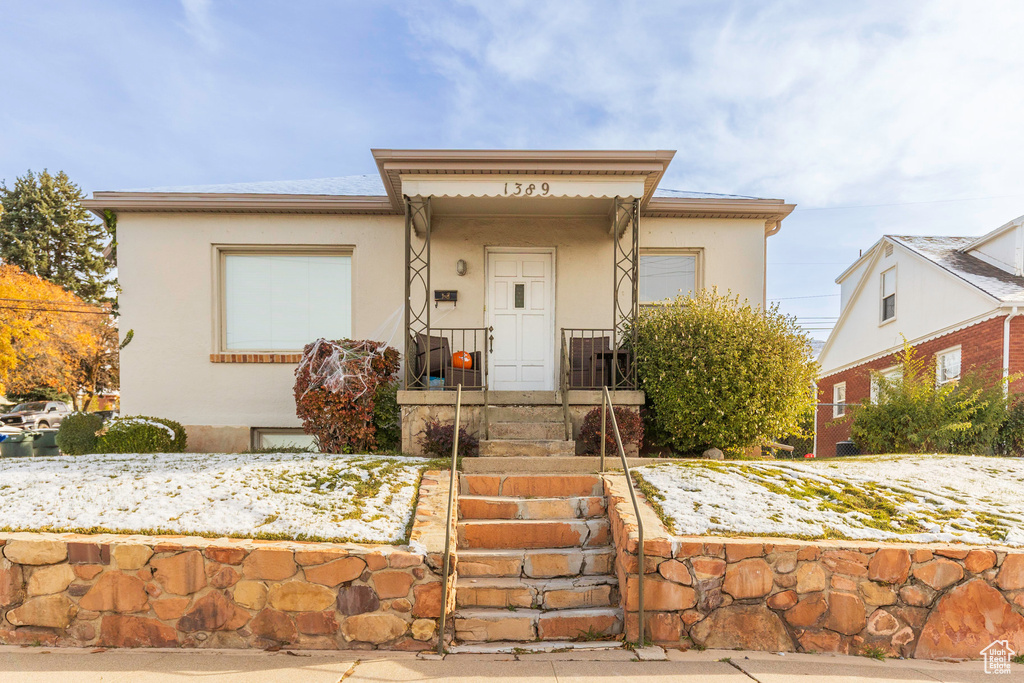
xmin=81 ymin=194 xmax=398 ymax=217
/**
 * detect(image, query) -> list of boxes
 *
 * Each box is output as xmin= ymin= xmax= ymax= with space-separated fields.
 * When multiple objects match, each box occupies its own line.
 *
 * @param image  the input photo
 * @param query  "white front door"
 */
xmin=487 ymin=250 xmax=555 ymax=390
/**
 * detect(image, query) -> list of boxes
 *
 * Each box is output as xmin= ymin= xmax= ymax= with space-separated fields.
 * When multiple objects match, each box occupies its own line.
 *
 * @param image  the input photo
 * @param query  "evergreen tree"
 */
xmin=0 ymin=169 xmax=112 ymax=302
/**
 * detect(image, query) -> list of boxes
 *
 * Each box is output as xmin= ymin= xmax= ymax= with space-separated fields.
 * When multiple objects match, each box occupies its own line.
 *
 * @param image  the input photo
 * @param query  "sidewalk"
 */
xmin=1 ymin=645 xmax=1021 ymax=682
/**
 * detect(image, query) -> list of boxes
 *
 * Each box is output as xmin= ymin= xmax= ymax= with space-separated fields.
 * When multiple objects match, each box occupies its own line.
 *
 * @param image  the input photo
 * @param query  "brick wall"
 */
xmin=816 ymin=316 xmax=1023 ymax=456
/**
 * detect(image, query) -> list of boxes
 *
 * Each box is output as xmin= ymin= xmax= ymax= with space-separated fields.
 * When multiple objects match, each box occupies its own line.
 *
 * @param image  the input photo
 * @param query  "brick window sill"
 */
xmin=210 ymin=353 xmax=302 ymax=363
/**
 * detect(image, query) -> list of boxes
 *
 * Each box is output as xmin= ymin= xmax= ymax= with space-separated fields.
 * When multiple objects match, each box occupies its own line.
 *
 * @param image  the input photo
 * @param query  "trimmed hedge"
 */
xmin=55 ymin=412 xmax=104 ymax=455
xmin=97 ymin=416 xmax=187 ymax=454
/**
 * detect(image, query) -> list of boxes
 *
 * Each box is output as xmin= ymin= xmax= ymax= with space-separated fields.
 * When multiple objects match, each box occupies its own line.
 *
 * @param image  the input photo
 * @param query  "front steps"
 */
xmin=453 ymin=473 xmax=623 ymax=644
xmin=480 ymin=403 xmax=575 ymax=457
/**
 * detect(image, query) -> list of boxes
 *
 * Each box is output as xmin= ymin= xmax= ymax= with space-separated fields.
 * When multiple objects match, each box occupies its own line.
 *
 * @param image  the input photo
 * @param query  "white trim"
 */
xmin=484 ymin=247 xmax=557 ymax=391
xmin=819 ymin=309 xmax=1005 ymax=379
xmin=934 ymin=345 xmax=962 ymax=385
xmin=880 ymin=265 xmax=897 ymax=325
xmin=833 ymin=382 xmax=846 ymax=418
xmin=960 ymin=213 xmax=1024 ymax=254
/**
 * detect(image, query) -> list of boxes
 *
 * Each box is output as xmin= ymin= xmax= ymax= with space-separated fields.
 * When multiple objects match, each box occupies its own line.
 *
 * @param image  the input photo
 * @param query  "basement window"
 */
xmin=881 ymin=267 xmax=896 ymax=323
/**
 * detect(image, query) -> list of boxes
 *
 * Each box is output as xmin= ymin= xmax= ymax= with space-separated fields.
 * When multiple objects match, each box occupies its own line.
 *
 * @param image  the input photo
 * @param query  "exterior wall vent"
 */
xmin=885 ymin=243 xmax=894 ymax=258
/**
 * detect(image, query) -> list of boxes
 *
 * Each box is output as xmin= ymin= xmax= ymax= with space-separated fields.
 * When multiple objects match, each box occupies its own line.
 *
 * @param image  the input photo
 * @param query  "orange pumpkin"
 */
xmin=451 ymin=351 xmax=473 ymax=369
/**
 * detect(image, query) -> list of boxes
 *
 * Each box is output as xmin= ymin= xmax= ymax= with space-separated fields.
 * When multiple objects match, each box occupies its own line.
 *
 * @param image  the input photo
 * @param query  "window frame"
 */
xmin=637 ymin=248 xmax=703 ymax=306
xmin=935 ymin=345 xmax=962 ymax=385
xmin=870 ymin=365 xmax=901 ymax=404
xmin=213 ymin=244 xmax=355 ymax=354
xmin=833 ymin=382 xmax=847 ymax=418
xmin=880 ymin=266 xmax=897 ymax=324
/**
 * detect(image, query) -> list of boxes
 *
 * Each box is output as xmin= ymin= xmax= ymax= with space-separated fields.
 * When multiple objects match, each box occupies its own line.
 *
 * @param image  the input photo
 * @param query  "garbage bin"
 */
xmin=1 ymin=432 xmax=37 ymax=458
xmin=835 ymin=440 xmax=859 ymax=457
xmin=33 ymin=429 xmax=60 ymax=456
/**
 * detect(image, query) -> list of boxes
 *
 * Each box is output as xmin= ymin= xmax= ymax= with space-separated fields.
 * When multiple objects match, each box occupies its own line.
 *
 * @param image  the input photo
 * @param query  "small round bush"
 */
xmin=418 ymin=417 xmax=479 ymax=458
xmin=55 ymin=412 xmax=105 ymax=455
xmin=98 ymin=416 xmax=187 ymax=454
xmin=580 ymin=406 xmax=644 ymax=454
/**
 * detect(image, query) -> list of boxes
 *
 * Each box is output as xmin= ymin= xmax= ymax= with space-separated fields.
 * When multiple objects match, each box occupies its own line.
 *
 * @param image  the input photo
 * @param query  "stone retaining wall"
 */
xmin=0 ymin=470 xmax=455 ymax=651
xmin=605 ymin=475 xmax=1024 ymax=659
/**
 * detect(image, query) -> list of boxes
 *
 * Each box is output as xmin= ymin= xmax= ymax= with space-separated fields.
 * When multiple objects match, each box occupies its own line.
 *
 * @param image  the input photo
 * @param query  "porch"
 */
xmin=391 ymin=158 xmax=658 ymax=455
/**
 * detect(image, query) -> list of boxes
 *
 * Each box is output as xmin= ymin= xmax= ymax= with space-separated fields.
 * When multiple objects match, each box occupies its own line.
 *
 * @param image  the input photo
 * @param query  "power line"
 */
xmin=793 ymin=193 xmax=1024 ymax=212
xmin=770 ymin=294 xmax=840 ymax=300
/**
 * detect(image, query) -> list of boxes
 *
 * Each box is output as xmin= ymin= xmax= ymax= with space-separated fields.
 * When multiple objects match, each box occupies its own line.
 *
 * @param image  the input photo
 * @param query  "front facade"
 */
xmin=84 ymin=149 xmax=793 ymax=453
xmin=816 ymin=215 xmax=1024 ymax=454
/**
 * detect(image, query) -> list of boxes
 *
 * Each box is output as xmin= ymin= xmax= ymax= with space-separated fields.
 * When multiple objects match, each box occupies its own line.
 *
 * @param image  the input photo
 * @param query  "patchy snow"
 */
xmin=0 ymin=452 xmax=434 ymax=544
xmin=636 ymin=454 xmax=1024 ymax=547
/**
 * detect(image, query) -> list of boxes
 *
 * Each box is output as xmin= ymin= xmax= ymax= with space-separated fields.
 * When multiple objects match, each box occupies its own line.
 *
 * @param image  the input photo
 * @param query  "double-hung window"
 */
xmin=833 ymin=382 xmax=847 ymax=417
xmin=220 ymin=249 xmax=352 ymax=352
xmin=881 ymin=267 xmax=897 ymax=322
xmin=936 ymin=347 xmax=962 ymax=385
xmin=639 ymin=251 xmax=699 ymax=304
xmin=870 ymin=366 xmax=902 ymax=403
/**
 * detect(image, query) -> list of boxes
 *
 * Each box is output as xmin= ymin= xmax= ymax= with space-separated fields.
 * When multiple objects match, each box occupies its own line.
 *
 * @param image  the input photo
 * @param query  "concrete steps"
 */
xmin=458 ymin=518 xmax=610 ymax=549
xmin=459 ymin=495 xmax=606 ymax=520
xmin=453 ymin=472 xmax=621 ymax=644
xmin=479 ymin=439 xmax=576 ymax=457
xmin=457 ymin=548 xmax=615 ymax=578
xmin=456 ymin=576 xmax=618 ymax=610
xmin=454 ymin=607 xmax=623 ymax=642
xmin=489 ymin=421 xmax=566 ymax=441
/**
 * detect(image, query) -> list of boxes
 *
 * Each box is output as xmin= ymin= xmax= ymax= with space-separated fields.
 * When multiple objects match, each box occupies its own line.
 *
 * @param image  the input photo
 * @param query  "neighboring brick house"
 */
xmin=816 ymin=214 xmax=1024 ymax=455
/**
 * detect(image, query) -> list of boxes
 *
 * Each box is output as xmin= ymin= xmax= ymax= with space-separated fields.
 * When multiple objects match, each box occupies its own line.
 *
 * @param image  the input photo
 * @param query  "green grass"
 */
xmin=859 ymin=645 xmax=887 ymax=661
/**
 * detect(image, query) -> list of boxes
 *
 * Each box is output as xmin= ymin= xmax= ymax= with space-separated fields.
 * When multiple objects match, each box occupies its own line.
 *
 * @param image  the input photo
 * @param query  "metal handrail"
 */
xmin=600 ymin=386 xmax=644 ymax=645
xmin=560 ymin=334 xmax=572 ymax=440
xmin=436 ymin=384 xmax=462 ymax=655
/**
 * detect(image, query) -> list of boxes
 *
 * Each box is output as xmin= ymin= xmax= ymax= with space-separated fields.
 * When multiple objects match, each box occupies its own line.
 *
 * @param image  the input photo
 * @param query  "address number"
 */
xmin=503 ymin=182 xmax=551 ymax=197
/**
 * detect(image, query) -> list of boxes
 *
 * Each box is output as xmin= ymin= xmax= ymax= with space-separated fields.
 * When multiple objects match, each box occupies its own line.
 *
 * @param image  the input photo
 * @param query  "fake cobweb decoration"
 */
xmin=296 ymin=338 xmax=392 ymax=400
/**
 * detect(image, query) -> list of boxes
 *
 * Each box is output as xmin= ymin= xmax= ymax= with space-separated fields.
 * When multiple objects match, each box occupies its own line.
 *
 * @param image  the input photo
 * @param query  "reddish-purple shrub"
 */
xmin=293 ymin=338 xmax=401 ymax=453
xmin=418 ymin=418 xmax=479 ymax=458
xmin=579 ymin=406 xmax=644 ymax=454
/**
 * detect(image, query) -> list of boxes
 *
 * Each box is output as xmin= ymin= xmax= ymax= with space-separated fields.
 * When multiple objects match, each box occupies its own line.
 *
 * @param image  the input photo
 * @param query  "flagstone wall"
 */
xmin=0 ymin=471 xmax=455 ymax=651
xmin=605 ymin=474 xmax=1024 ymax=659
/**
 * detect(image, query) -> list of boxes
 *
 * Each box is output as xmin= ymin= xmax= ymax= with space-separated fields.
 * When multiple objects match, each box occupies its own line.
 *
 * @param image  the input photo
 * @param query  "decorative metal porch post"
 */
xmin=404 ymin=196 xmax=432 ymax=388
xmin=612 ymin=197 xmax=639 ymax=389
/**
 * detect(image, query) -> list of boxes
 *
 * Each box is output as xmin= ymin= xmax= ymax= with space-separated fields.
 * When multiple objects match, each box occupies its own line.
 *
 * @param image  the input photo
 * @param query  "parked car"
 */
xmin=0 ymin=401 xmax=71 ymax=429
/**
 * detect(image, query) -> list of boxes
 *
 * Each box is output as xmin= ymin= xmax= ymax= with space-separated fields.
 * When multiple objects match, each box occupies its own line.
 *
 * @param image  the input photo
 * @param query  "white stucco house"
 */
xmin=82 ymin=149 xmax=794 ymax=454
xmin=816 ymin=214 xmax=1024 ymax=453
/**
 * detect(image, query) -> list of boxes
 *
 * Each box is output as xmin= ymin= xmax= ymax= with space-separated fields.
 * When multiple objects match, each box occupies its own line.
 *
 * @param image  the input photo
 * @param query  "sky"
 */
xmin=4 ymin=0 xmax=1024 ymax=339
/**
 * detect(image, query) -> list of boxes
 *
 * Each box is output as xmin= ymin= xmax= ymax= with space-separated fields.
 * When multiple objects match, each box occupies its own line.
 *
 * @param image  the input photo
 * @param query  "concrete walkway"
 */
xmin=1 ymin=646 xmax=1022 ymax=682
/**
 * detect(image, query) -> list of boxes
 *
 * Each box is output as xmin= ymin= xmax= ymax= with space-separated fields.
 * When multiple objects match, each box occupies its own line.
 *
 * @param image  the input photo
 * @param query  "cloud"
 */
xmin=180 ymin=0 xmax=218 ymax=51
xmin=403 ymin=1 xmax=1024 ymax=209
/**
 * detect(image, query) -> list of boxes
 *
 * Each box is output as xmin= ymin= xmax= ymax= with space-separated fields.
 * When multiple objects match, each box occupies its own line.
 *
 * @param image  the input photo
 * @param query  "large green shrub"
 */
xmin=850 ymin=343 xmax=1008 ymax=454
xmin=633 ymin=289 xmax=817 ymax=453
xmin=97 ymin=416 xmax=187 ymax=454
xmin=55 ymin=412 xmax=104 ymax=455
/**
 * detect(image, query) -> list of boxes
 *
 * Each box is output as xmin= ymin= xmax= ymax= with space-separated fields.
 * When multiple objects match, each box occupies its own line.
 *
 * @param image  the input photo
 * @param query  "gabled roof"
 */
xmin=890 ymin=235 xmax=1024 ymax=303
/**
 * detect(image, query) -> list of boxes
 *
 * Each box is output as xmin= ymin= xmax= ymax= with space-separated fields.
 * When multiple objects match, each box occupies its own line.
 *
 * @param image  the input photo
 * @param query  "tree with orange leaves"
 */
xmin=0 ymin=263 xmax=108 ymax=406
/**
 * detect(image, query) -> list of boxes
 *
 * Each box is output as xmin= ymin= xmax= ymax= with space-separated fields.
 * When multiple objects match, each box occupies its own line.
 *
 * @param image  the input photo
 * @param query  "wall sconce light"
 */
xmin=456 ymin=259 xmax=468 ymax=276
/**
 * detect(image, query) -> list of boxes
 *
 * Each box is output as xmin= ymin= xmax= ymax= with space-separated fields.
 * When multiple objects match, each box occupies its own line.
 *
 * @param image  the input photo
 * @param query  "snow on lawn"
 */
xmin=0 ymin=452 xmax=436 ymax=544
xmin=635 ymin=454 xmax=1024 ymax=547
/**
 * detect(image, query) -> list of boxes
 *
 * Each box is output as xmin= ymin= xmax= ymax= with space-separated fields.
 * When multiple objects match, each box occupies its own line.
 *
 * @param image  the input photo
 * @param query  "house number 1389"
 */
xmin=503 ymin=182 xmax=550 ymax=196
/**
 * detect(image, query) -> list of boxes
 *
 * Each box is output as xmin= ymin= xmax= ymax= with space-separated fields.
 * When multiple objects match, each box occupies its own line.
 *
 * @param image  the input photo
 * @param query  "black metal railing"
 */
xmin=560 ymin=328 xmax=636 ymax=390
xmin=601 ymin=386 xmax=645 ymax=645
xmin=436 ymin=384 xmax=462 ymax=655
xmin=407 ymin=327 xmax=492 ymax=391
